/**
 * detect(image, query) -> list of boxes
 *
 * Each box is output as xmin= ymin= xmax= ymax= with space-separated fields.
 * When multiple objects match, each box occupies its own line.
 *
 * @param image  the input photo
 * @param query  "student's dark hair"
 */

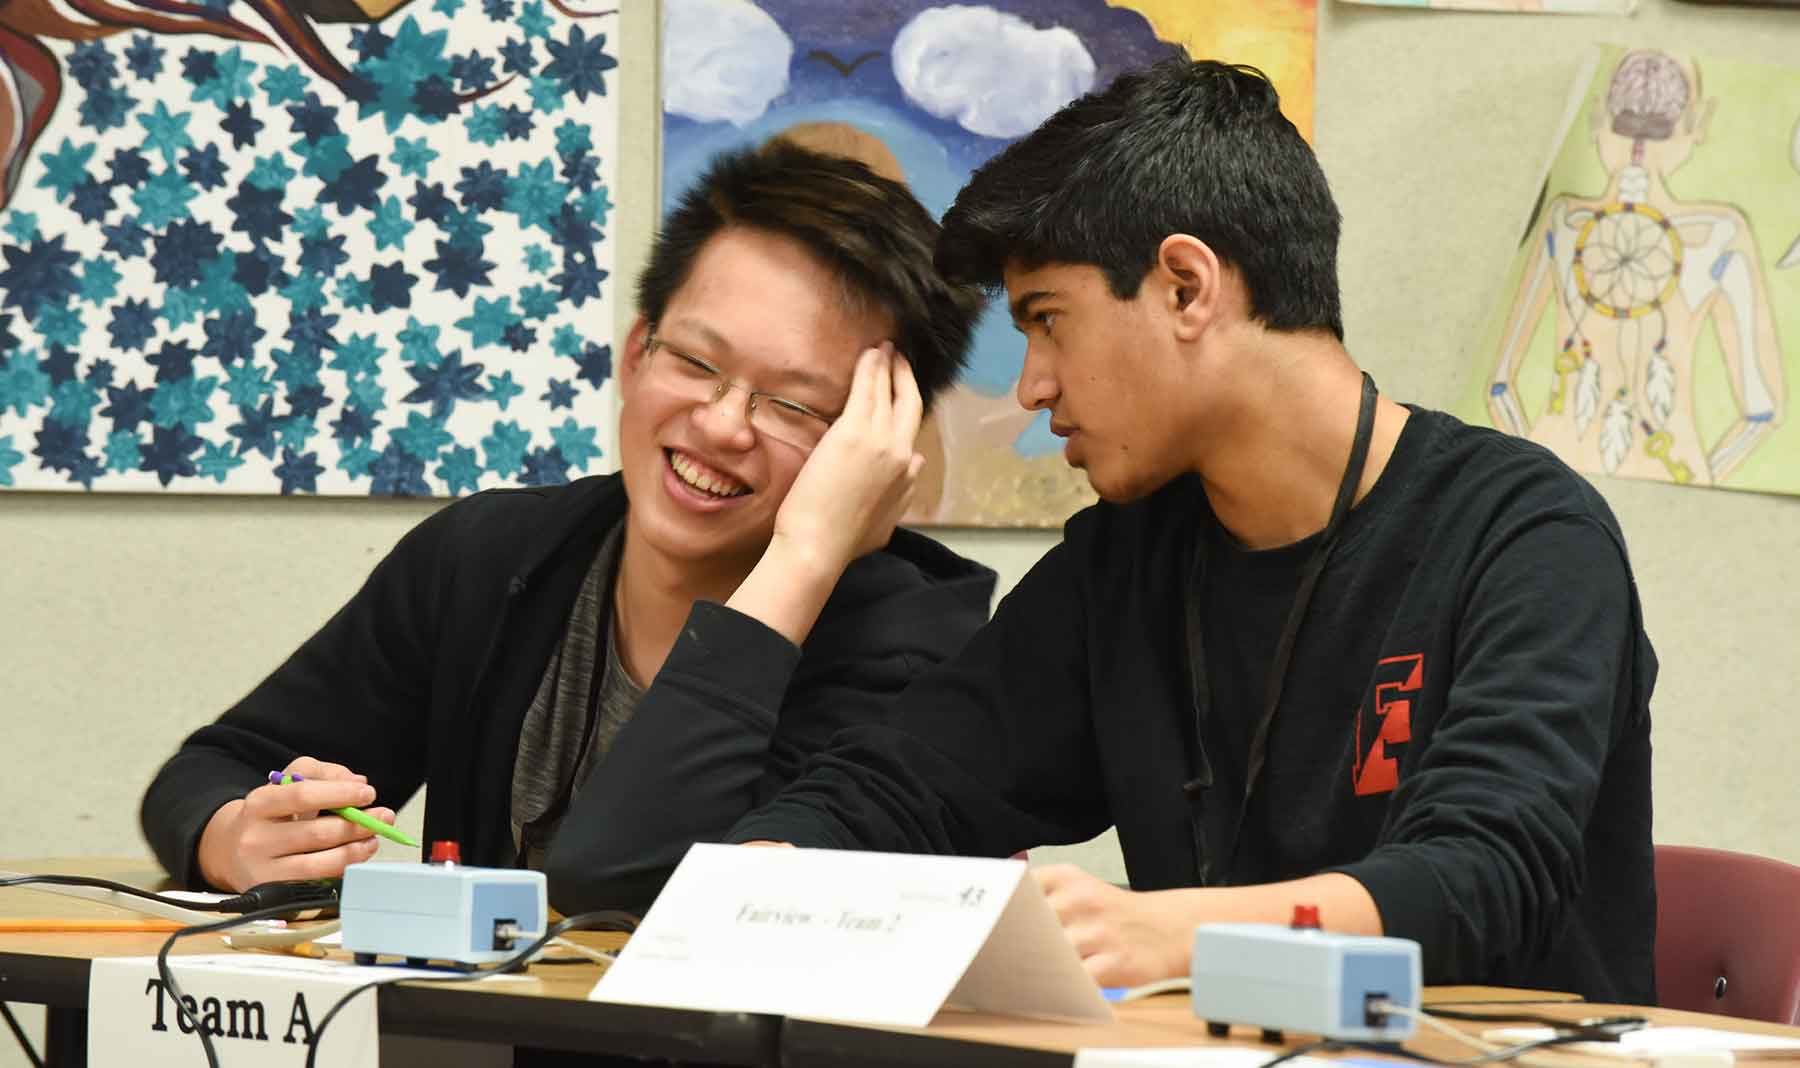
xmin=937 ymin=58 xmax=1344 ymax=340
xmin=637 ymin=141 xmax=986 ymax=408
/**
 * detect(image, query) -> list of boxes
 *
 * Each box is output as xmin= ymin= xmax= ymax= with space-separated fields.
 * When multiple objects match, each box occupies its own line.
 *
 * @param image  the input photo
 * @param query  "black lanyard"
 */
xmin=1182 ymin=371 xmax=1379 ymax=882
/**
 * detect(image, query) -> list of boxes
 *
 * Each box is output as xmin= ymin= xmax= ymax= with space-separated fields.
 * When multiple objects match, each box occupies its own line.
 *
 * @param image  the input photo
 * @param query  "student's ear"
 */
xmin=619 ymin=316 xmax=654 ymax=387
xmin=1156 ymin=234 xmax=1224 ymax=342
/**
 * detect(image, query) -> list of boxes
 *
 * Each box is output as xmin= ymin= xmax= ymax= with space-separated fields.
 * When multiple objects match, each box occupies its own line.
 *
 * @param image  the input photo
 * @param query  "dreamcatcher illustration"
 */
xmin=1489 ymin=49 xmax=1784 ymax=487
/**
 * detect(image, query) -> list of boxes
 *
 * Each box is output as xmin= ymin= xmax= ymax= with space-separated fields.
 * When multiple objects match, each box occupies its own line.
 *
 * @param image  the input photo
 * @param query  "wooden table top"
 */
xmin=8 ymin=858 xmax=1799 ymax=1067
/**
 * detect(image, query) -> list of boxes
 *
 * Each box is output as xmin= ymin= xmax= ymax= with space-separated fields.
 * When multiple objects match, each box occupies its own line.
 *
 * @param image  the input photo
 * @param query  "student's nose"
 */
xmin=1015 ymin=343 xmax=1059 ymax=413
xmin=693 ymin=383 xmax=758 ymax=451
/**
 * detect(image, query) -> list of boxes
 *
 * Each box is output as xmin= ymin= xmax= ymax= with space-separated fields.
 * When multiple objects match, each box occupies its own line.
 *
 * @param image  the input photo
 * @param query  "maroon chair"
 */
xmin=1654 ymin=844 xmax=1800 ymax=1025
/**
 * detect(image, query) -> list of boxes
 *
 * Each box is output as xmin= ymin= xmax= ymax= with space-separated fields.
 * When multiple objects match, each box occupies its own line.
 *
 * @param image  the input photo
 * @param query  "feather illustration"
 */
xmin=1645 ymin=350 xmax=1675 ymax=430
xmin=1573 ymin=356 xmax=1603 ymax=436
xmin=1600 ymin=396 xmax=1633 ymax=473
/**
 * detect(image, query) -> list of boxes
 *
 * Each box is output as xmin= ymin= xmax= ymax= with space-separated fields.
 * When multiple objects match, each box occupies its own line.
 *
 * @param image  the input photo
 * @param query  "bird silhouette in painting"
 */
xmin=804 ymin=48 xmax=883 ymax=78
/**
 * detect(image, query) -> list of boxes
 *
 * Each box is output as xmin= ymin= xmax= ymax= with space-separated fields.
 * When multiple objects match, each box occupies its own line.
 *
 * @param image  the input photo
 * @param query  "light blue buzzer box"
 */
xmin=340 ymin=861 xmax=548 ymax=967
xmin=1190 ymin=922 xmax=1421 ymax=1041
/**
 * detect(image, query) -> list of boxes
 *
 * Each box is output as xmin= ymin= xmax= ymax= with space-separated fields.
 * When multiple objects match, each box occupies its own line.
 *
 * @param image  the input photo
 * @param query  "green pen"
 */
xmin=269 ymin=771 xmax=421 ymax=849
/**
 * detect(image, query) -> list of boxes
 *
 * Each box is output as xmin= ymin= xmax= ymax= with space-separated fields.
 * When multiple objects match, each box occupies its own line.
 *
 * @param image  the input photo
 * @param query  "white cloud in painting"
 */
xmin=892 ymin=5 xmax=1096 ymax=139
xmin=663 ymin=0 xmax=793 ymax=126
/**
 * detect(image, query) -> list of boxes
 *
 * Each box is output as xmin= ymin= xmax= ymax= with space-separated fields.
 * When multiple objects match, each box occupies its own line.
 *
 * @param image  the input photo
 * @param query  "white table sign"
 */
xmin=88 ymin=953 xmax=448 ymax=1068
xmin=590 ymin=845 xmax=1114 ymax=1027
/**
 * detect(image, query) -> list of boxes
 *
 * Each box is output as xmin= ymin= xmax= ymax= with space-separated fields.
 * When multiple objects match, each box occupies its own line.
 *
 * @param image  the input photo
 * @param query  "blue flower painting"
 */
xmin=0 ymin=0 xmax=620 ymax=494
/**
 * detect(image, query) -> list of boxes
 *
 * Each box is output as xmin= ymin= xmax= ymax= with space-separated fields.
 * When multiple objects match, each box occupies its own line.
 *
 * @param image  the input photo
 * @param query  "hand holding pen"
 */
xmin=195 ymin=757 xmax=410 ymax=893
xmin=268 ymin=771 xmax=420 ymax=848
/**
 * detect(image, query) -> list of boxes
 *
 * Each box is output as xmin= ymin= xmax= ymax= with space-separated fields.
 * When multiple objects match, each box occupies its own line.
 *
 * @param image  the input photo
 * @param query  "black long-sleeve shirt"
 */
xmin=732 ymin=409 xmax=1658 ymax=1003
xmin=139 ymin=473 xmax=996 ymax=913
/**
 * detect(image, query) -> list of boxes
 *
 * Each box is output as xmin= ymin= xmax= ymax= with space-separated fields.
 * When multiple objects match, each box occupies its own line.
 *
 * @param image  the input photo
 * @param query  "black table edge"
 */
xmin=779 ymin=1016 xmax=1072 ymax=1068
xmin=380 ymin=984 xmax=779 ymax=1063
xmin=0 ymin=953 xmax=88 ymax=1007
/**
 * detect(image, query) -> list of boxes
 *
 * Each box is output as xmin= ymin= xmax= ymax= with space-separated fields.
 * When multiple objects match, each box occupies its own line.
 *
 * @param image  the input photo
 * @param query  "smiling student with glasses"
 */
xmin=141 ymin=142 xmax=994 ymax=918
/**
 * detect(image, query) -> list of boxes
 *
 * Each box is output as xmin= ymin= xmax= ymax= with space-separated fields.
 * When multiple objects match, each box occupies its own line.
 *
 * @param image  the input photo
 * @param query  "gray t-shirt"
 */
xmin=509 ymin=522 xmax=647 ymax=868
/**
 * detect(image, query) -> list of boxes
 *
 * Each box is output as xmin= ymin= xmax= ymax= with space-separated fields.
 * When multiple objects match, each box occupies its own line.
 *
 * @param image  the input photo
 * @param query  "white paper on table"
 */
xmin=591 ymin=844 xmax=1113 ymax=1028
xmin=159 ymin=890 xmax=237 ymax=905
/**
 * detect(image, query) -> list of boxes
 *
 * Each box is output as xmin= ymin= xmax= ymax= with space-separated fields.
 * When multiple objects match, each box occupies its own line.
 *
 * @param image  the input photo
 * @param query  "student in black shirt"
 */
xmin=731 ymin=59 xmax=1658 ymax=1003
xmin=140 ymin=144 xmax=995 ymax=913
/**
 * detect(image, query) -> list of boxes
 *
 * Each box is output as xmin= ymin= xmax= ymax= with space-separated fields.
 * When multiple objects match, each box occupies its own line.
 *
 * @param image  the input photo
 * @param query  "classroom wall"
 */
xmin=3 ymin=8 xmax=1800 ymax=1055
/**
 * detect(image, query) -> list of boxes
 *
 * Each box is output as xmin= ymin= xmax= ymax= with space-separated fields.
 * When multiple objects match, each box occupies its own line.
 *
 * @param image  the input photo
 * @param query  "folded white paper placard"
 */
xmin=590 ymin=844 xmax=1114 ymax=1028
xmin=88 ymin=952 xmax=452 ymax=1068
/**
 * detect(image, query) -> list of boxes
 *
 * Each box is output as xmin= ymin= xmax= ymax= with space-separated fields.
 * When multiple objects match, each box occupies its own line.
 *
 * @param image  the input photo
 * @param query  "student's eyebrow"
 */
xmin=763 ymin=364 xmax=838 ymax=396
xmin=1009 ymin=290 xmax=1055 ymax=328
xmin=665 ymin=317 xmax=735 ymax=356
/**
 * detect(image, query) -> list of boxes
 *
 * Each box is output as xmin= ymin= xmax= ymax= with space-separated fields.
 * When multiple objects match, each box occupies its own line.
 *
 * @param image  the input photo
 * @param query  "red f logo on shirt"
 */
xmin=1354 ymin=653 xmax=1423 ymax=796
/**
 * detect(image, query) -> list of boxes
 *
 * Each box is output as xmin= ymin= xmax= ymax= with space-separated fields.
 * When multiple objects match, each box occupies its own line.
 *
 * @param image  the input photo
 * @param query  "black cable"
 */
xmin=1323 ymin=1030 xmax=1624 ymax=1067
xmin=1257 ymin=1039 xmax=1533 ymax=1068
xmin=303 ymin=908 xmax=638 ymax=1068
xmin=0 ymin=873 xmax=338 ymax=917
xmin=1436 ymin=1032 xmax=1614 ymax=1065
xmin=0 ymin=1002 xmax=46 ymax=1068
xmin=1250 ymin=1013 xmax=1636 ymax=1068
xmin=1342 ymin=1041 xmax=1434 ymax=1063
xmin=0 ymin=873 xmax=235 ymax=912
xmin=154 ymin=896 xmax=339 ymax=1068
xmin=1422 ymin=1005 xmax=1647 ymax=1039
xmin=1269 ymin=1001 xmax=1651 ymax=1068
xmin=1258 ymin=1038 xmax=1342 ymax=1068
xmin=1236 ymin=1036 xmax=1493 ymax=1068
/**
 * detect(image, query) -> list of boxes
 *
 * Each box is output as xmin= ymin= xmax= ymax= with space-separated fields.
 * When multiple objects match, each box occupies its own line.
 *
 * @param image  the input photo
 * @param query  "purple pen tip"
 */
xmin=267 ymin=770 xmax=303 ymax=785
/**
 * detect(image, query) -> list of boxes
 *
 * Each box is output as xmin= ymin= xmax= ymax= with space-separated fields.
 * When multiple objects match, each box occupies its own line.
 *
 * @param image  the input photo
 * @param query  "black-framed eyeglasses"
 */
xmin=645 ymin=332 xmax=837 ymax=450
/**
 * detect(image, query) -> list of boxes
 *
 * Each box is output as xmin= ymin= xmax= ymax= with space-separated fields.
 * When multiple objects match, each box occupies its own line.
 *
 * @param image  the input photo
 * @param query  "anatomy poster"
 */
xmin=1467 ymin=46 xmax=1800 ymax=495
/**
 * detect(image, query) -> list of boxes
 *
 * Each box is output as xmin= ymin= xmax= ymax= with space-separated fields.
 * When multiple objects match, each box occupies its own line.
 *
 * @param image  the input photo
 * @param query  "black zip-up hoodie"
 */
xmin=140 ymin=473 xmax=996 ymax=913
